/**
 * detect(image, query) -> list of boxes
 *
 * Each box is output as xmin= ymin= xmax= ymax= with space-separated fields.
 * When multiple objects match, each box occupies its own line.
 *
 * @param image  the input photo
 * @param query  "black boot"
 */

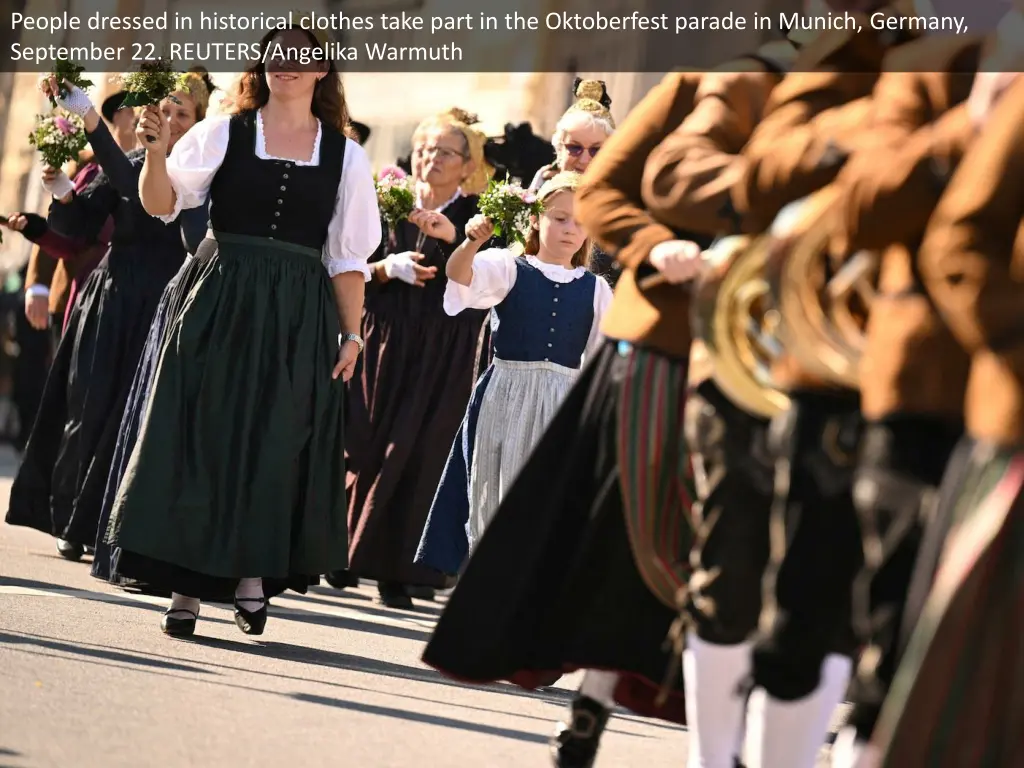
xmin=377 ymin=582 xmax=413 ymax=609
xmin=325 ymin=570 xmax=359 ymax=590
xmin=56 ymin=538 xmax=84 ymax=562
xmin=550 ymin=695 xmax=610 ymax=768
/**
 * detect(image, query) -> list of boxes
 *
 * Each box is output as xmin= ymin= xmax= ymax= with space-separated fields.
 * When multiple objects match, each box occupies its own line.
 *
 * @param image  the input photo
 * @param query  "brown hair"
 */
xmin=231 ymin=26 xmax=351 ymax=135
xmin=523 ymin=187 xmax=592 ymax=269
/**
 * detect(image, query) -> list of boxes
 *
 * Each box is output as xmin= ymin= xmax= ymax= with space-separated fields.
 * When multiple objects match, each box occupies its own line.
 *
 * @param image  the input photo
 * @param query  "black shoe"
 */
xmin=325 ymin=570 xmax=359 ymax=590
xmin=550 ymin=696 xmax=611 ymax=768
xmin=376 ymin=582 xmax=414 ymax=609
xmin=56 ymin=538 xmax=84 ymax=562
xmin=161 ymin=608 xmax=198 ymax=637
xmin=234 ymin=597 xmax=268 ymax=635
xmin=406 ymin=585 xmax=436 ymax=601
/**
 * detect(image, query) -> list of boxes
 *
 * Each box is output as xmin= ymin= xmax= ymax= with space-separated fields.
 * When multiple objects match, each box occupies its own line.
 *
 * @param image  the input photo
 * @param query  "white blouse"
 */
xmin=444 ymin=248 xmax=614 ymax=361
xmin=155 ymin=111 xmax=381 ymax=280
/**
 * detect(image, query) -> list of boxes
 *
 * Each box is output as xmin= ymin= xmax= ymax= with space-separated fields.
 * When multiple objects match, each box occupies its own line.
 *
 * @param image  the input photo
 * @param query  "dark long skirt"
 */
xmin=106 ymin=235 xmax=347 ymax=601
xmin=6 ymin=247 xmax=183 ymax=545
xmin=421 ymin=340 xmax=687 ymax=724
xmin=873 ymin=442 xmax=1024 ymax=766
xmin=91 ymin=255 xmax=202 ymax=585
xmin=345 ymin=293 xmax=486 ymax=588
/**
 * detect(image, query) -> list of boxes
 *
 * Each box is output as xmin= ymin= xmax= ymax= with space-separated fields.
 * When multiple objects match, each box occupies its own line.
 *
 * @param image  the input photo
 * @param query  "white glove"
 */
xmin=42 ymin=171 xmax=74 ymax=200
xmin=382 ymin=251 xmax=421 ymax=285
xmin=52 ymin=82 xmax=93 ymax=117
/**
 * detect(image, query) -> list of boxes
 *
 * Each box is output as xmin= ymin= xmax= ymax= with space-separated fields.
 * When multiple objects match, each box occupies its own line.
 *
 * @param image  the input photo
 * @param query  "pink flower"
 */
xmin=378 ymin=164 xmax=407 ymax=181
xmin=53 ymin=116 xmax=75 ymax=135
xmin=522 ymin=192 xmax=537 ymax=205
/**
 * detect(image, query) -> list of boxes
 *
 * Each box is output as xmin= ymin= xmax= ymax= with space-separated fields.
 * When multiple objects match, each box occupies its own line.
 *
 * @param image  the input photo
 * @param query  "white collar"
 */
xmin=416 ymin=185 xmax=463 ymax=212
xmin=525 ymin=255 xmax=587 ymax=283
xmin=255 ymin=110 xmax=323 ymax=165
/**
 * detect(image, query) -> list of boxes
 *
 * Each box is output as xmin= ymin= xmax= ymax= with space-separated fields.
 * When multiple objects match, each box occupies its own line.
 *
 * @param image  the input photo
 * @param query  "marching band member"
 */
xmin=639 ymin=47 xmax=798 ymax=768
xmin=824 ymin=30 xmax=991 ymax=764
xmin=873 ymin=70 xmax=1024 ymax=766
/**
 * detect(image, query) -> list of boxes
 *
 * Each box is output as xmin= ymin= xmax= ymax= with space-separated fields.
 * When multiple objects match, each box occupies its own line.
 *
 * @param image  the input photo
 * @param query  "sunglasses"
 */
xmin=564 ymin=143 xmax=601 ymax=158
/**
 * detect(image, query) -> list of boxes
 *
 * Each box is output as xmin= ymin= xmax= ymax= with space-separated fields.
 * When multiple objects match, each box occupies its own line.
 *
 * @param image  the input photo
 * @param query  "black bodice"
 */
xmin=208 ymin=112 xmax=346 ymax=250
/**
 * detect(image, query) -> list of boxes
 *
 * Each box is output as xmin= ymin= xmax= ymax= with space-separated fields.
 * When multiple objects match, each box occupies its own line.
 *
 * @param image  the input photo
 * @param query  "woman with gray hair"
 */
xmin=530 ymin=80 xmax=620 ymax=286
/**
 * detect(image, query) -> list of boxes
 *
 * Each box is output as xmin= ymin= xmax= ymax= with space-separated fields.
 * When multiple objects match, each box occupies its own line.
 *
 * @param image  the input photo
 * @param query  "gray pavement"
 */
xmin=0 ymin=446 xmax=690 ymax=768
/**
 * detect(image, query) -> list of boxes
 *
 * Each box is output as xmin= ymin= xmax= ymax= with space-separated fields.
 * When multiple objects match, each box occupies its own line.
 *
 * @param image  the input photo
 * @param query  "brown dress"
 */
xmin=345 ymin=194 xmax=490 ymax=589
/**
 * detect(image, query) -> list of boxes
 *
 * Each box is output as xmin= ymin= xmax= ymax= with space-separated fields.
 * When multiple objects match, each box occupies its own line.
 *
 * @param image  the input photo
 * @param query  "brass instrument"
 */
xmin=763 ymin=193 xmax=879 ymax=390
xmin=692 ymin=235 xmax=791 ymax=419
xmin=691 ymin=192 xmax=879 ymax=419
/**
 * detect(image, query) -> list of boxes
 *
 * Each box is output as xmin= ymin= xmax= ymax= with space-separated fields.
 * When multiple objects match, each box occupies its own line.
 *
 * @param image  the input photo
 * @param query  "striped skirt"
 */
xmin=873 ymin=443 xmax=1024 ymax=766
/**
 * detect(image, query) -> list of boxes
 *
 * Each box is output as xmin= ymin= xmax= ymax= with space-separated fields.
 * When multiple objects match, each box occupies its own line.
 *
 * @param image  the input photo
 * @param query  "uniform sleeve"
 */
xmin=442 ymin=247 xmax=518 ymax=314
xmin=323 ymin=140 xmax=382 ymax=280
xmin=642 ymin=67 xmax=778 ymax=236
xmin=157 ymin=115 xmax=231 ymax=223
xmin=583 ymin=275 xmax=614 ymax=362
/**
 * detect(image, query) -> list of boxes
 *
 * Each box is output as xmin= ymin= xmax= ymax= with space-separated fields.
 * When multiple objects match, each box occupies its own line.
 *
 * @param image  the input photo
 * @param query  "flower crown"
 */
xmin=565 ymin=78 xmax=615 ymax=128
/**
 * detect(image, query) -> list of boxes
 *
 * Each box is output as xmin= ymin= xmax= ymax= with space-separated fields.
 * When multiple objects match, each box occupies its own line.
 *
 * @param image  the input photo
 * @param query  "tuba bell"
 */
xmin=691 ymin=235 xmax=791 ymax=419
xmin=763 ymin=191 xmax=879 ymax=390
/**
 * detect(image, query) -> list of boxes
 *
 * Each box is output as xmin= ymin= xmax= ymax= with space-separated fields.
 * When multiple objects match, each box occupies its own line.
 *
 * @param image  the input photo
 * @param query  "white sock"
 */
xmin=235 ymin=578 xmax=265 ymax=613
xmin=168 ymin=593 xmax=200 ymax=617
xmin=745 ymin=653 xmax=853 ymax=768
xmin=831 ymin=725 xmax=881 ymax=768
xmin=684 ymin=632 xmax=753 ymax=768
xmin=578 ymin=670 xmax=618 ymax=708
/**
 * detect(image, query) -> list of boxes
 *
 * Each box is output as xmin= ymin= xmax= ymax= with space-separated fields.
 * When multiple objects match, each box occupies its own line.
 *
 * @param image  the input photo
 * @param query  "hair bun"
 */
xmin=445 ymin=107 xmax=479 ymax=125
xmin=573 ymin=78 xmax=611 ymax=109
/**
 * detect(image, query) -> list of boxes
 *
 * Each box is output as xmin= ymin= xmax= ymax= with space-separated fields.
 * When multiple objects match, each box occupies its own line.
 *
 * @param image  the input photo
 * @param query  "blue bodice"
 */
xmin=491 ymin=258 xmax=596 ymax=369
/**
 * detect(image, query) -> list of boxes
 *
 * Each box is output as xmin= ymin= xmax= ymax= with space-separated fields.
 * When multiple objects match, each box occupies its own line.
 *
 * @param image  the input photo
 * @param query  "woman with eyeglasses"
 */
xmin=337 ymin=108 xmax=501 ymax=609
xmin=530 ymin=80 xmax=620 ymax=287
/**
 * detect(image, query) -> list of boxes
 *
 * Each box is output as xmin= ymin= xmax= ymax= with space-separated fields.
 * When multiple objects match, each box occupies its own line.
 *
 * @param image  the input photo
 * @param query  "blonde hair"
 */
xmin=175 ymin=71 xmax=211 ymax=120
xmin=524 ymin=172 xmax=592 ymax=269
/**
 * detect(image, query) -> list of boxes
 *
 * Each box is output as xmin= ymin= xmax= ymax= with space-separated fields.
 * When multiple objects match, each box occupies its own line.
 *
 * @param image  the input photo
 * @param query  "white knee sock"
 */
xmin=684 ymin=632 xmax=753 ymax=768
xmin=168 ymin=592 xmax=200 ymax=617
xmin=831 ymin=725 xmax=881 ymax=768
xmin=578 ymin=670 xmax=619 ymax=708
xmin=235 ymin=578 xmax=265 ymax=613
xmin=745 ymin=653 xmax=853 ymax=768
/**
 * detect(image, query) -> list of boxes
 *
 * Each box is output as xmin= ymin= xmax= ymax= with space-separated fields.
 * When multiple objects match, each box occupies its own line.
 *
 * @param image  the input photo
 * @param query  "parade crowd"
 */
xmin=3 ymin=0 xmax=1023 ymax=765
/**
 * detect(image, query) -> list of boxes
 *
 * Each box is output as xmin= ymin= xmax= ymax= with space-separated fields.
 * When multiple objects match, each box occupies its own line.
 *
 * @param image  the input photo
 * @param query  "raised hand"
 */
xmin=408 ymin=208 xmax=457 ymax=244
xmin=465 ymin=214 xmax=495 ymax=242
xmin=135 ymin=105 xmax=169 ymax=153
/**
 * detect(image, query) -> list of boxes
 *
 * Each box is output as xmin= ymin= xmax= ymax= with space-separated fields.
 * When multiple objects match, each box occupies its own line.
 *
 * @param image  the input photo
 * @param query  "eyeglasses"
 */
xmin=564 ymin=143 xmax=601 ymax=158
xmin=415 ymin=145 xmax=468 ymax=161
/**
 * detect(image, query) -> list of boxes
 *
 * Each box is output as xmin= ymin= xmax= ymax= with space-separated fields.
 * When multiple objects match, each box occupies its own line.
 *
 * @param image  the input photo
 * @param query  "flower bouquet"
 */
xmin=46 ymin=59 xmax=93 ymax=107
xmin=29 ymin=111 xmax=88 ymax=170
xmin=374 ymin=165 xmax=415 ymax=226
xmin=114 ymin=60 xmax=189 ymax=142
xmin=477 ymin=177 xmax=542 ymax=247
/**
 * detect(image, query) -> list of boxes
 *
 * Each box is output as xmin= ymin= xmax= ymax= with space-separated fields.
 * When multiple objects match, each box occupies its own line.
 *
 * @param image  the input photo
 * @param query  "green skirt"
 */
xmin=107 ymin=233 xmax=347 ymax=598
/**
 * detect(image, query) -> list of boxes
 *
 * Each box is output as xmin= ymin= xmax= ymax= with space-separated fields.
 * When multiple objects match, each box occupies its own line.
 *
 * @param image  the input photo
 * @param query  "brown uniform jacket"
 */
xmin=918 ymin=77 xmax=1024 ymax=448
xmin=828 ymin=35 xmax=984 ymax=421
xmin=575 ymin=70 xmax=703 ymax=359
xmin=25 ymin=245 xmax=73 ymax=316
xmin=640 ymin=51 xmax=791 ymax=235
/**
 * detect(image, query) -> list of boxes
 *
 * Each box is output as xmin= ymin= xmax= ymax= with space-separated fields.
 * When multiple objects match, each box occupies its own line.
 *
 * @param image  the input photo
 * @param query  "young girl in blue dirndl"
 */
xmin=416 ymin=171 xmax=611 ymax=575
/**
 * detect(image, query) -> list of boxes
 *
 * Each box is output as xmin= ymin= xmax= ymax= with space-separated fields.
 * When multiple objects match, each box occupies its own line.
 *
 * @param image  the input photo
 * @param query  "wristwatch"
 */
xmin=340 ymin=332 xmax=364 ymax=353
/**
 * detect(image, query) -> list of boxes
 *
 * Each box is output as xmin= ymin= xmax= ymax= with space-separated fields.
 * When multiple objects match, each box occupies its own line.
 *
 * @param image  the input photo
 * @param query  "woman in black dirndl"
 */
xmin=105 ymin=24 xmax=380 ymax=637
xmin=6 ymin=74 xmax=206 ymax=560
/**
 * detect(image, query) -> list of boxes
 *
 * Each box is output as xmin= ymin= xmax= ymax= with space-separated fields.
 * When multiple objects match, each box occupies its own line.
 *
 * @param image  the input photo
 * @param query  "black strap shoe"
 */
xmin=234 ymin=596 xmax=268 ymax=635
xmin=161 ymin=608 xmax=198 ymax=637
xmin=550 ymin=695 xmax=611 ymax=768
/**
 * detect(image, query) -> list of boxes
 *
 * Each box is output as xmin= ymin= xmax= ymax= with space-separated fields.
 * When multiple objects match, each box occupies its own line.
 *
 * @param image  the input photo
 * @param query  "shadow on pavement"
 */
xmin=268 ymin=604 xmax=434 ymax=642
xmin=0 ymin=576 xmax=234 ymax=626
xmin=291 ymin=692 xmax=550 ymax=744
xmin=0 ymin=631 xmax=214 ymax=674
